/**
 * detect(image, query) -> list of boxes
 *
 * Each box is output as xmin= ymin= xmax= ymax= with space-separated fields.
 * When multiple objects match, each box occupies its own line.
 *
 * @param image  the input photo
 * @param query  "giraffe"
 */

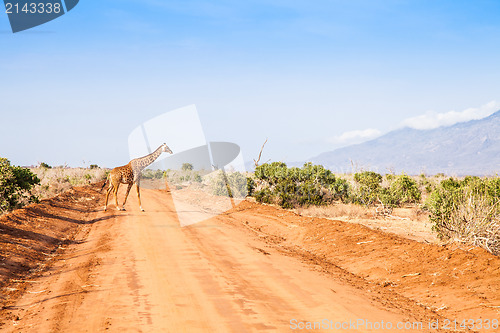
xmin=103 ymin=143 xmax=173 ymax=212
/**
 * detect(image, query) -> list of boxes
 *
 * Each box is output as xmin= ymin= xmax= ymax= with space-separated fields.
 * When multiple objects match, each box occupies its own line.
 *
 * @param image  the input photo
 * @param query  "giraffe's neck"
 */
xmin=131 ymin=145 xmax=164 ymax=174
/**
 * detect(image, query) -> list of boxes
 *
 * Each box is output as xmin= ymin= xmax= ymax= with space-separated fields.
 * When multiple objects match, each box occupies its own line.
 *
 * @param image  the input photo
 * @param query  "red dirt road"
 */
xmin=1 ymin=185 xmax=499 ymax=332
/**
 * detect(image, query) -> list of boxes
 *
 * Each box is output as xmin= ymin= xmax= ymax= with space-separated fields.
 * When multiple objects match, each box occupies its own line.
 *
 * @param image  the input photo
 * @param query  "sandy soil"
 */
xmin=1 ymin=184 xmax=499 ymax=332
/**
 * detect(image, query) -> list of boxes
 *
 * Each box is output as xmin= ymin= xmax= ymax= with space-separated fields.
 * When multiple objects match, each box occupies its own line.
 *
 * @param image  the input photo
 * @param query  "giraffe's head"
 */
xmin=162 ymin=143 xmax=173 ymax=154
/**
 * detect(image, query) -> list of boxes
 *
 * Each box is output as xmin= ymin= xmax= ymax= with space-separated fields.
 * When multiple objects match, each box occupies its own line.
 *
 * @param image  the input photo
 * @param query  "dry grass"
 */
xmin=294 ymin=202 xmax=371 ymax=220
xmin=438 ymin=190 xmax=500 ymax=255
xmin=293 ymin=202 xmax=428 ymax=222
xmin=31 ymin=167 xmax=107 ymax=200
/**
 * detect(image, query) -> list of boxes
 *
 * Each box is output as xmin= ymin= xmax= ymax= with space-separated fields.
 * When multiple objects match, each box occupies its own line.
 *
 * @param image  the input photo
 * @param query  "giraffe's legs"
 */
xmin=104 ymin=183 xmax=113 ymax=211
xmin=121 ymin=183 xmax=133 ymax=210
xmin=136 ymin=183 xmax=144 ymax=212
xmin=113 ymin=183 xmax=122 ymax=211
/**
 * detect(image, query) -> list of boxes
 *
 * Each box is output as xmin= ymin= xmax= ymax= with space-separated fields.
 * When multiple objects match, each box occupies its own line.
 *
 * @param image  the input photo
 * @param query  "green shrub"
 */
xmin=253 ymin=162 xmax=349 ymax=208
xmin=349 ymin=172 xmax=421 ymax=208
xmin=354 ymin=171 xmax=382 ymax=190
xmin=182 ymin=163 xmax=194 ymax=171
xmin=0 ymin=158 xmax=40 ymax=213
xmin=254 ymin=188 xmax=273 ymax=204
xmin=193 ymin=173 xmax=203 ymax=183
xmin=254 ymin=162 xmax=288 ymax=186
xmin=386 ymin=174 xmax=421 ymax=206
xmin=39 ymin=162 xmax=52 ymax=169
xmin=246 ymin=177 xmax=255 ymax=196
xmin=350 ymin=171 xmax=383 ymax=206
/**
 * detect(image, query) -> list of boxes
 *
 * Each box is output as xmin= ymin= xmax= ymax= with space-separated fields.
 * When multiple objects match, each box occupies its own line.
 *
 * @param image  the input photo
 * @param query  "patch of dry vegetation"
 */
xmin=31 ymin=167 xmax=107 ymax=199
xmin=294 ymin=202 xmax=369 ymax=220
xmin=427 ymin=177 xmax=500 ymax=255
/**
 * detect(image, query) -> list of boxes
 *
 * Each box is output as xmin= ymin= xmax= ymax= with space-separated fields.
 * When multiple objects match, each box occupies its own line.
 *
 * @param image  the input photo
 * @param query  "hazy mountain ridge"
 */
xmin=310 ymin=111 xmax=500 ymax=175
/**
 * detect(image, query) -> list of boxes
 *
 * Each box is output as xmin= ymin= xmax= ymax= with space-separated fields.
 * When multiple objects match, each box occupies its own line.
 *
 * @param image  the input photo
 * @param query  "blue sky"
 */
xmin=2 ymin=0 xmax=500 ymax=167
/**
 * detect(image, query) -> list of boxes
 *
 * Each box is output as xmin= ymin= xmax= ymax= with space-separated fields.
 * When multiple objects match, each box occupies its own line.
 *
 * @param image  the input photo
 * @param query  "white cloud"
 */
xmin=400 ymin=100 xmax=500 ymax=130
xmin=328 ymin=128 xmax=382 ymax=146
xmin=325 ymin=101 xmax=500 ymax=150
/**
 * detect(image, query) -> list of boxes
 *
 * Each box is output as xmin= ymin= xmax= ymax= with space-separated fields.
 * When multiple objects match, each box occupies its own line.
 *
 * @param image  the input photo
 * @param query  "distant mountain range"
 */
xmin=309 ymin=111 xmax=500 ymax=176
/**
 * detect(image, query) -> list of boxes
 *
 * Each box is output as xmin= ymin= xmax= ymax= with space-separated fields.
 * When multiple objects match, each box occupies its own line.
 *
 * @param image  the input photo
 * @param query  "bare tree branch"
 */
xmin=254 ymin=138 xmax=268 ymax=167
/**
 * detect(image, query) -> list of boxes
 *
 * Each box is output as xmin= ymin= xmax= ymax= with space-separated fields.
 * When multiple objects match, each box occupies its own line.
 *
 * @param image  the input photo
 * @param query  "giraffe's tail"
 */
xmin=100 ymin=175 xmax=109 ymax=192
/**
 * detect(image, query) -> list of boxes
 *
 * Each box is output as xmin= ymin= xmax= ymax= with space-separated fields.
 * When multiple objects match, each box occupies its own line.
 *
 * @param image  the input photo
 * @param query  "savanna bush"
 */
xmin=182 ymin=163 xmax=194 ymax=171
xmin=383 ymin=174 xmax=421 ymax=207
xmin=0 ymin=157 xmax=40 ymax=213
xmin=253 ymin=162 xmax=349 ymax=208
xmin=427 ymin=177 xmax=500 ymax=255
xmin=350 ymin=171 xmax=383 ymax=206
xmin=349 ymin=172 xmax=421 ymax=208
xmin=39 ymin=162 xmax=52 ymax=169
